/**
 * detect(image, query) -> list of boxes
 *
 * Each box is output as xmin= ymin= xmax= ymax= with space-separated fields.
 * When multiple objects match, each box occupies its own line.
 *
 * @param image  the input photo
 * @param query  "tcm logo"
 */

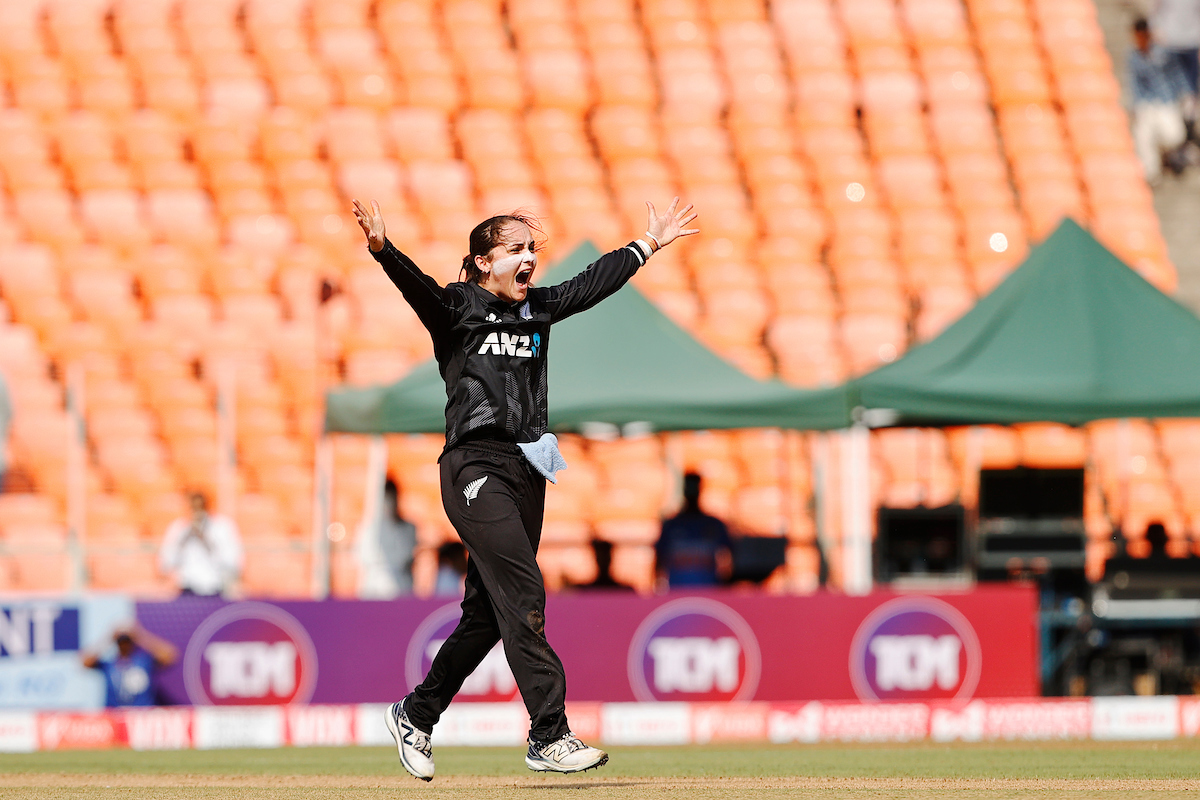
xmin=627 ymin=598 xmax=761 ymax=702
xmin=0 ymin=605 xmax=78 ymax=657
xmin=205 ymin=642 xmax=297 ymax=699
xmin=405 ymin=604 xmax=519 ymax=702
xmin=871 ymin=635 xmax=960 ymax=692
xmin=477 ymin=331 xmax=540 ymax=358
xmin=849 ymin=597 xmax=982 ymax=702
xmin=647 ymin=637 xmax=740 ymax=693
xmin=182 ymin=603 xmax=317 ymax=705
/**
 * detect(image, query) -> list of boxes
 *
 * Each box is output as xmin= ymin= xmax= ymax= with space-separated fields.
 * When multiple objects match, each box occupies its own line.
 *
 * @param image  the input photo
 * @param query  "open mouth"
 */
xmin=515 ymin=269 xmax=533 ymax=286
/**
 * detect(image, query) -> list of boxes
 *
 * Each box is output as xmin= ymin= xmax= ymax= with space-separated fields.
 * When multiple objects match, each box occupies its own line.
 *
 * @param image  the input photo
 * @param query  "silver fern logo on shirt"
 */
xmin=478 ymin=332 xmax=535 ymax=357
xmin=463 ymin=476 xmax=488 ymax=505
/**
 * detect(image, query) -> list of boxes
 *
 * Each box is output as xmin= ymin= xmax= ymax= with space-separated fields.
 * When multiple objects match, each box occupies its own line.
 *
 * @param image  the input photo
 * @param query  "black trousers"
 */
xmin=405 ymin=442 xmax=569 ymax=742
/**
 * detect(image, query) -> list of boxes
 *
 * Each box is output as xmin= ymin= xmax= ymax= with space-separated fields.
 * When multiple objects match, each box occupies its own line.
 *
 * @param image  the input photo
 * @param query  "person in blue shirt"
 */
xmin=656 ymin=472 xmax=734 ymax=589
xmin=82 ymin=623 xmax=178 ymax=707
xmin=1128 ymin=17 xmax=1195 ymax=182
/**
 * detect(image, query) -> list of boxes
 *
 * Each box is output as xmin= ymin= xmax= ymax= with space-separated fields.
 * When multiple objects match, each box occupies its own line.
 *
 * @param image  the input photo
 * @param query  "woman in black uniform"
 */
xmin=352 ymin=197 xmax=698 ymax=781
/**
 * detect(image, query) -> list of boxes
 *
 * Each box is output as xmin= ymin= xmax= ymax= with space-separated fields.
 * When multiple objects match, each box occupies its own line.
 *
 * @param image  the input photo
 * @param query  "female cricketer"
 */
xmin=352 ymin=197 xmax=698 ymax=780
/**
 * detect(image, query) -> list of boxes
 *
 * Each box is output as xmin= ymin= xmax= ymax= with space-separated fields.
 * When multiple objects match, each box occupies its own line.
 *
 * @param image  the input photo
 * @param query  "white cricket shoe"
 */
xmin=385 ymin=698 xmax=434 ymax=781
xmin=525 ymin=732 xmax=609 ymax=774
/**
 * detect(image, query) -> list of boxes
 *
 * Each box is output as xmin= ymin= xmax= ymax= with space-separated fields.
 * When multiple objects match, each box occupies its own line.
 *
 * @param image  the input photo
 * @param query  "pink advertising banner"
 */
xmin=135 ymin=584 xmax=1038 ymax=707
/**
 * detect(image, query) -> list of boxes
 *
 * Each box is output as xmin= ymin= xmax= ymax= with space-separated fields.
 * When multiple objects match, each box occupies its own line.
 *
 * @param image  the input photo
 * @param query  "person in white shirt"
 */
xmin=158 ymin=492 xmax=243 ymax=597
xmin=1150 ymin=0 xmax=1200 ymax=94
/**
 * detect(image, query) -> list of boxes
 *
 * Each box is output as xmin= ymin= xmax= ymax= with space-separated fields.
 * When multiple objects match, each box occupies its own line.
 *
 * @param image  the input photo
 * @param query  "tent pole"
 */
xmin=841 ymin=423 xmax=872 ymax=595
xmin=1116 ymin=418 xmax=1130 ymax=536
xmin=312 ymin=434 xmax=332 ymax=599
xmin=965 ymin=426 xmax=983 ymax=569
xmin=811 ymin=432 xmax=828 ymax=587
xmin=65 ymin=365 xmax=86 ymax=596
xmin=355 ymin=435 xmax=388 ymax=598
xmin=216 ymin=363 xmax=237 ymax=521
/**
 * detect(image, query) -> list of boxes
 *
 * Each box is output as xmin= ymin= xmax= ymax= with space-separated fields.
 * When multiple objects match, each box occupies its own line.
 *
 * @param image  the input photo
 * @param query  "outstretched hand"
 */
xmin=352 ymin=199 xmax=386 ymax=252
xmin=645 ymin=197 xmax=699 ymax=249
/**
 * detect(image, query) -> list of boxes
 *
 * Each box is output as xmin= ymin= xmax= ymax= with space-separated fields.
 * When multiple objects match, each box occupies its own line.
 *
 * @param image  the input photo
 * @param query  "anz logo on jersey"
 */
xmin=477 ymin=331 xmax=541 ymax=358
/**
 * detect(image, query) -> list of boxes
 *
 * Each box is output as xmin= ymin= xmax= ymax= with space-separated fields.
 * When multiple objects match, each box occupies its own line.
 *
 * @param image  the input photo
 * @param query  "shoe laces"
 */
xmin=540 ymin=732 xmax=586 ymax=756
xmin=410 ymin=729 xmax=432 ymax=758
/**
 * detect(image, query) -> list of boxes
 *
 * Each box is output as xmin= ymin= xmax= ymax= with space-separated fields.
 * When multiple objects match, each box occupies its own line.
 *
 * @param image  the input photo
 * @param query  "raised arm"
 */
xmin=539 ymin=197 xmax=699 ymax=322
xmin=128 ymin=622 xmax=179 ymax=668
xmin=352 ymin=199 xmax=460 ymax=334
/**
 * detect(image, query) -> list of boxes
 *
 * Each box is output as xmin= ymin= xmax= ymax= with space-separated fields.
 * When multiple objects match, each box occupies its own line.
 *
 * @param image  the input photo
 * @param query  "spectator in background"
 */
xmin=575 ymin=539 xmax=634 ymax=591
xmin=1149 ymin=0 xmax=1200 ymax=103
xmin=81 ymin=622 xmax=178 ymax=707
xmin=158 ymin=491 xmax=243 ymax=597
xmin=655 ymin=472 xmax=733 ymax=590
xmin=433 ymin=541 xmax=468 ymax=596
xmin=1128 ymin=17 xmax=1194 ymax=182
xmin=358 ymin=478 xmax=417 ymax=597
xmin=1145 ymin=521 xmax=1172 ymax=559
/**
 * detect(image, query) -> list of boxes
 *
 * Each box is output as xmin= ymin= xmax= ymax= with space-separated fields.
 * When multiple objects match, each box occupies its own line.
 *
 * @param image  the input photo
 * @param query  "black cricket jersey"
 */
xmin=371 ymin=238 xmax=648 ymax=454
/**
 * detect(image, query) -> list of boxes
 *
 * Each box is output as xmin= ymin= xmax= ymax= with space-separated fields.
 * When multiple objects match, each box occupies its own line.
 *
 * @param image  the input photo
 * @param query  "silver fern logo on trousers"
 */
xmin=463 ymin=476 xmax=488 ymax=506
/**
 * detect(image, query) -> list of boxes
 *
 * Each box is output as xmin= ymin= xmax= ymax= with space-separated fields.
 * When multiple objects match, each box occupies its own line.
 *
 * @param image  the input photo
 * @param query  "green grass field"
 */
xmin=1 ymin=742 xmax=1198 ymax=799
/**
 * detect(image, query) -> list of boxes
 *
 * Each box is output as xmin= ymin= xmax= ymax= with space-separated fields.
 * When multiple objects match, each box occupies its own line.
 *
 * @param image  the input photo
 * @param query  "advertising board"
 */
xmin=0 ymin=594 xmax=135 ymax=709
xmin=136 ymin=585 xmax=1038 ymax=706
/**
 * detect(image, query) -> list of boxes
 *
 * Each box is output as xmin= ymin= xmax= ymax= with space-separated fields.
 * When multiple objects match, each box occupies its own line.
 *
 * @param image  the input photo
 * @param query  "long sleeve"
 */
xmin=1166 ymin=56 xmax=1194 ymax=99
xmin=158 ymin=520 xmax=185 ymax=573
xmin=533 ymin=243 xmax=646 ymax=323
xmin=370 ymin=238 xmax=463 ymax=335
xmin=212 ymin=516 xmax=243 ymax=577
xmin=1129 ymin=49 xmax=1153 ymax=104
xmin=1128 ymin=46 xmax=1193 ymax=104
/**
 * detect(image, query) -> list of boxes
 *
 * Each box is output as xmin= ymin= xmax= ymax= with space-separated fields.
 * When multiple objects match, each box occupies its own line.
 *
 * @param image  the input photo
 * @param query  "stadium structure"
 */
xmin=0 ymin=0 xmax=1198 ymax=755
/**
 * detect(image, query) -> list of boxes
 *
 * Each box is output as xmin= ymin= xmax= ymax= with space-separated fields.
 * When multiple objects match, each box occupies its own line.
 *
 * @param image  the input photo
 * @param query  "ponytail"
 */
xmin=460 ymin=254 xmax=481 ymax=284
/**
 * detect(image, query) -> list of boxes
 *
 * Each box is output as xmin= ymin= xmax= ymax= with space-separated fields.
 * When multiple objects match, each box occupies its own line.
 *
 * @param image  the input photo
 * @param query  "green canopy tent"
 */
xmin=848 ymin=219 xmax=1200 ymax=425
xmin=325 ymin=242 xmax=852 ymax=434
xmin=824 ymin=219 xmax=1200 ymax=597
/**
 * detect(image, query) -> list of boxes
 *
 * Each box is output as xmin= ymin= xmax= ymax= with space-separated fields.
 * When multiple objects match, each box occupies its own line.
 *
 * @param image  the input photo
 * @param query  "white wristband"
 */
xmin=635 ymin=239 xmax=653 ymax=259
xmin=644 ymin=231 xmax=661 ymax=250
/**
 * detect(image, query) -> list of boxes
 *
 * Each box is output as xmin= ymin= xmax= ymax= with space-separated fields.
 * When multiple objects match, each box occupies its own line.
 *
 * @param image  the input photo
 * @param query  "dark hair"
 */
xmin=460 ymin=211 xmax=545 ymax=284
xmin=1133 ymin=17 xmax=1149 ymax=33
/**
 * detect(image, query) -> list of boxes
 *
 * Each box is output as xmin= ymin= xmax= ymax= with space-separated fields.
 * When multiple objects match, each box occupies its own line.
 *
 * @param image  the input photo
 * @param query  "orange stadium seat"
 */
xmin=0 ymin=0 xmax=1174 ymax=596
xmin=134 ymin=160 xmax=202 ymax=192
xmin=235 ymin=493 xmax=295 ymax=540
xmin=0 ymin=494 xmax=61 ymax=529
xmin=384 ymin=108 xmax=455 ymax=163
xmin=242 ymin=544 xmax=312 ymax=598
xmin=11 ymin=549 xmax=72 ymax=593
xmin=11 ymin=60 xmax=72 ymax=120
xmin=89 ymin=549 xmax=169 ymax=594
xmin=768 ymin=314 xmax=844 ymax=388
xmin=1016 ymin=423 xmax=1088 ymax=468
xmin=609 ymin=545 xmax=655 ymax=593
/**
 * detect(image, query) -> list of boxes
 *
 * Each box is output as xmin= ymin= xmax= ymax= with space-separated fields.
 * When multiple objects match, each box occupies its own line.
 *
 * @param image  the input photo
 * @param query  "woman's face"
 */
xmin=478 ymin=222 xmax=537 ymax=303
